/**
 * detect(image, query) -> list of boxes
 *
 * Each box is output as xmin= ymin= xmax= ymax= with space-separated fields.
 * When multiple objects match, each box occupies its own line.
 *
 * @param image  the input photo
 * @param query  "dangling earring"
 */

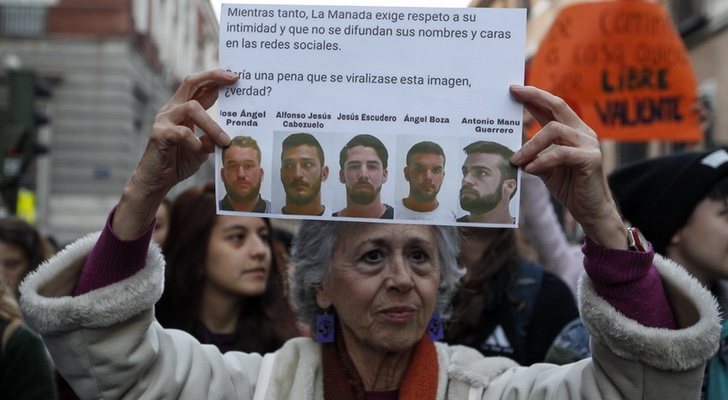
xmin=315 ymin=308 xmax=335 ymax=344
xmin=427 ymin=312 xmax=444 ymax=341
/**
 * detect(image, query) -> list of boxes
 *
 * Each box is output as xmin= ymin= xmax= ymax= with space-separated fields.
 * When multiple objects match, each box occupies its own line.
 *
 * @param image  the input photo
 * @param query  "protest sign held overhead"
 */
xmin=216 ymin=4 xmax=526 ymax=227
xmin=528 ymin=0 xmax=702 ymax=142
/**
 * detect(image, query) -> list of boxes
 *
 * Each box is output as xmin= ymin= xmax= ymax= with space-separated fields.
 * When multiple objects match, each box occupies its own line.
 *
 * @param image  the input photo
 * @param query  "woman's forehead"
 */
xmin=334 ymin=223 xmax=436 ymax=249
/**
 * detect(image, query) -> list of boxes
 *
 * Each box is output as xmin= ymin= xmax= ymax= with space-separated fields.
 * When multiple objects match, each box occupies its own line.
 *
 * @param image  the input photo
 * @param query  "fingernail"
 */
xmin=225 ymin=71 xmax=239 ymax=79
xmin=511 ymin=151 xmax=522 ymax=164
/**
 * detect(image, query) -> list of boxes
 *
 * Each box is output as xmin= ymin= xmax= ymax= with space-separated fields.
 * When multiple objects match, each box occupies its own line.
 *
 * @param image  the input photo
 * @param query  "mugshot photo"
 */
xmin=456 ymin=136 xmax=520 ymax=225
xmin=394 ymin=135 xmax=459 ymax=222
xmin=271 ymin=131 xmax=335 ymax=216
xmin=217 ymin=133 xmax=273 ymax=214
xmin=329 ymin=132 xmax=397 ymax=220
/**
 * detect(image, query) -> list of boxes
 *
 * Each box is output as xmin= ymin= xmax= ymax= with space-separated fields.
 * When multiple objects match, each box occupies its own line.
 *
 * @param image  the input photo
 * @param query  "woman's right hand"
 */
xmin=113 ymin=69 xmax=239 ymax=240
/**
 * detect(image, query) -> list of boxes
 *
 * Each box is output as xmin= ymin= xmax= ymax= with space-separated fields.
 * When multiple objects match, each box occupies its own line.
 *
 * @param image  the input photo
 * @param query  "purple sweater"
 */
xmin=73 ymin=210 xmax=677 ymax=329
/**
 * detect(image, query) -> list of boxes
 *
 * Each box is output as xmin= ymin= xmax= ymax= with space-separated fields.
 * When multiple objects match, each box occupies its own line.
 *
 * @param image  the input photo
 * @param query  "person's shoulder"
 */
xmin=6 ymin=322 xmax=40 ymax=340
xmin=531 ymin=268 xmax=579 ymax=327
xmin=433 ymin=205 xmax=457 ymax=221
xmin=540 ymin=269 xmax=575 ymax=294
xmin=514 ymin=261 xmax=574 ymax=302
xmin=435 ymin=342 xmax=517 ymax=384
xmin=395 ymin=199 xmax=418 ymax=219
xmin=2 ymin=321 xmax=49 ymax=358
xmin=381 ymin=204 xmax=394 ymax=219
xmin=269 ymin=337 xmax=322 ymax=371
xmin=278 ymin=336 xmax=318 ymax=351
xmin=251 ymin=197 xmax=270 ymax=213
xmin=219 ymin=196 xmax=232 ymax=211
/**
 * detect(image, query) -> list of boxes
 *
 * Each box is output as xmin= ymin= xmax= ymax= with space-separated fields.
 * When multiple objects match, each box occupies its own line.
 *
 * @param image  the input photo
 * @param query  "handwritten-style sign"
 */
xmin=217 ymin=4 xmax=526 ymax=227
xmin=528 ymin=1 xmax=701 ymax=142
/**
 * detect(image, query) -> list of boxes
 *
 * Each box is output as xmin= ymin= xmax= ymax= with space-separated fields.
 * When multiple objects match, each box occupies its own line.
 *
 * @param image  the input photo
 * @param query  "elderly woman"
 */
xmin=19 ymin=70 xmax=720 ymax=399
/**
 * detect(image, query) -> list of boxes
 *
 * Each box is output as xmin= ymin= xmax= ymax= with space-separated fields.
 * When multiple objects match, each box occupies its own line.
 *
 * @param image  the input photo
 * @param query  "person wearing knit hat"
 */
xmin=608 ymin=147 xmax=728 ymax=256
xmin=608 ymin=146 xmax=728 ymax=400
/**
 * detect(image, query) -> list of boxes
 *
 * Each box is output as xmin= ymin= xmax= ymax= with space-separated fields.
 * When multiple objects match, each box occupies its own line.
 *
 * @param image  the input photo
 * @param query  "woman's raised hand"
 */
xmin=134 ymin=69 xmax=239 ymax=195
xmin=509 ymin=85 xmax=627 ymax=250
xmin=113 ymin=69 xmax=239 ymax=239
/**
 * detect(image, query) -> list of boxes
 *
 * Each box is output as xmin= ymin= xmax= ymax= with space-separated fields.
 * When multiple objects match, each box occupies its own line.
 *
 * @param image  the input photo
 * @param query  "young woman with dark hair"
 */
xmin=446 ymin=228 xmax=578 ymax=365
xmin=155 ymin=182 xmax=298 ymax=353
xmin=0 ymin=217 xmax=54 ymax=299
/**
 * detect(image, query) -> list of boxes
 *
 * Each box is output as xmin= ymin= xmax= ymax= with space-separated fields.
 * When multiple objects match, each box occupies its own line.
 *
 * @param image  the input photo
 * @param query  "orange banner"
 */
xmin=528 ymin=0 xmax=702 ymax=142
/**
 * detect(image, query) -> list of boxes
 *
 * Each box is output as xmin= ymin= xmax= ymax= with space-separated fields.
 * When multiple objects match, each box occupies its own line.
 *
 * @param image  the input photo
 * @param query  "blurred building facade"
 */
xmin=470 ymin=0 xmax=728 ymax=169
xmin=0 ymin=0 xmax=218 ymax=244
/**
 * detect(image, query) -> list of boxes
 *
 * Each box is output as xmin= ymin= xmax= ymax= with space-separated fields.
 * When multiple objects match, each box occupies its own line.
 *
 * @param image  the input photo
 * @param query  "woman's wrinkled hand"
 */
xmin=113 ymin=69 xmax=239 ymax=240
xmin=132 ymin=69 xmax=239 ymax=196
xmin=509 ymin=85 xmax=627 ymax=249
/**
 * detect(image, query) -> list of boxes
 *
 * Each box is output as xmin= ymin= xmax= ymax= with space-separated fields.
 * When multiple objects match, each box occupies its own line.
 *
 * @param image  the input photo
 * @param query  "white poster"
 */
xmin=217 ymin=4 xmax=526 ymax=227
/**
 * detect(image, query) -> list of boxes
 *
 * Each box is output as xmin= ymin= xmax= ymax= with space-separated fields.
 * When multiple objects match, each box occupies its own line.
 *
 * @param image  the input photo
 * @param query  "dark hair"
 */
xmin=0 ymin=217 xmax=48 ymax=280
xmin=463 ymin=141 xmax=518 ymax=198
xmin=222 ymin=135 xmax=262 ymax=163
xmin=156 ymin=182 xmax=296 ymax=353
xmin=339 ymin=134 xmax=388 ymax=169
xmin=463 ymin=141 xmax=516 ymax=180
xmin=446 ymin=228 xmax=521 ymax=346
xmin=406 ymin=141 xmax=445 ymax=166
xmin=707 ymin=175 xmax=728 ymax=204
xmin=281 ymin=133 xmax=324 ymax=165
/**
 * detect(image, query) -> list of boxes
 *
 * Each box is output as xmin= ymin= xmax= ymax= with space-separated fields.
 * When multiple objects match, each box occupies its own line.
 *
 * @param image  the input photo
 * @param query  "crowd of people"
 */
xmin=0 ymin=68 xmax=724 ymax=399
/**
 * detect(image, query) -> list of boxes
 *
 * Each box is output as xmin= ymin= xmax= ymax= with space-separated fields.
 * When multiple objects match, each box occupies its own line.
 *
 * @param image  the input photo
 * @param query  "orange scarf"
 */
xmin=322 ymin=333 xmax=439 ymax=400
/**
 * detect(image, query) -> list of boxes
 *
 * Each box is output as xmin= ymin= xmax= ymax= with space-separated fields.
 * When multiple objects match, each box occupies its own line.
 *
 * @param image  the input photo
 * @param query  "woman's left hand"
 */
xmin=509 ymin=85 xmax=627 ymax=250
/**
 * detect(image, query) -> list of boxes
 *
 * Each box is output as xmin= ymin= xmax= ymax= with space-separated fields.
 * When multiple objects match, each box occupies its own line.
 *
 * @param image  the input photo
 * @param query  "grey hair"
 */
xmin=289 ymin=221 xmax=464 ymax=329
